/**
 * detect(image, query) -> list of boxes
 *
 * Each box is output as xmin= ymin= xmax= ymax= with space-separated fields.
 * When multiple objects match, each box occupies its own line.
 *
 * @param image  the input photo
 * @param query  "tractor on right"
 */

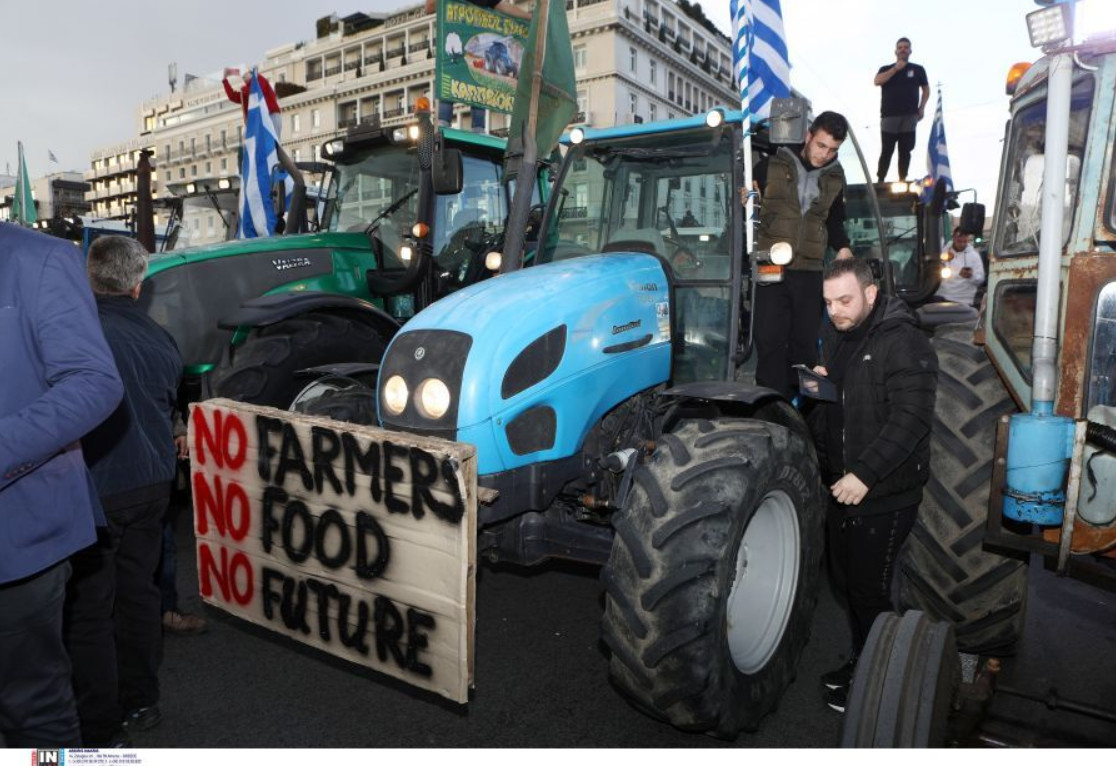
xmin=844 ymin=1 xmax=1116 ymax=746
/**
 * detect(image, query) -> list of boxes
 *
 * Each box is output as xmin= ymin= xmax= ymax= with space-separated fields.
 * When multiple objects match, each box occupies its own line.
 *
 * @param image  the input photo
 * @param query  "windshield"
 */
xmin=837 ymin=139 xmax=886 ymax=264
xmin=996 ymin=76 xmax=1092 ymax=257
xmin=539 ymin=131 xmax=733 ymax=281
xmin=330 ymin=143 xmax=421 ymax=236
xmin=172 ymin=191 xmax=239 ymax=249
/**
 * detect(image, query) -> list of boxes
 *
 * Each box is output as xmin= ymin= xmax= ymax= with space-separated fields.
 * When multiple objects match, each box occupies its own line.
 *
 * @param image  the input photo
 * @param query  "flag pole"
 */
xmin=733 ymin=0 xmax=756 ymax=255
xmin=500 ymin=0 xmax=549 ymax=273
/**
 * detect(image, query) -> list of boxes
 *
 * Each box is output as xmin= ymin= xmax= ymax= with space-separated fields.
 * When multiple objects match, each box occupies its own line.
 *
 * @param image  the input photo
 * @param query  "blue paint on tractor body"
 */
xmin=382 ymin=253 xmax=672 ymax=475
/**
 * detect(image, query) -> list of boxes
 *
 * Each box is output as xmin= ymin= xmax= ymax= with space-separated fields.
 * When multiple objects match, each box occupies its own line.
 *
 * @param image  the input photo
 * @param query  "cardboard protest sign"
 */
xmin=188 ymin=399 xmax=478 ymax=703
xmin=435 ymin=0 xmax=529 ymax=114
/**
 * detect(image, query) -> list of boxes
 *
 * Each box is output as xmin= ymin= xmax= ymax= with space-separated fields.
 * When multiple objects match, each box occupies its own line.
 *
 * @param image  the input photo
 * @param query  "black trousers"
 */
xmin=753 ymin=269 xmax=823 ymax=400
xmin=64 ymin=491 xmax=168 ymax=745
xmin=878 ymin=130 xmax=917 ymax=182
xmin=826 ymin=500 xmax=919 ymax=653
xmin=0 ymin=561 xmax=82 ymax=747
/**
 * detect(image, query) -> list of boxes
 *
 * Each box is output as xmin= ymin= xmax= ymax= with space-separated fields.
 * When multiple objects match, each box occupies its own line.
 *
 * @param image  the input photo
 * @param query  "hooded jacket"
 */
xmin=810 ymin=294 xmax=937 ymax=511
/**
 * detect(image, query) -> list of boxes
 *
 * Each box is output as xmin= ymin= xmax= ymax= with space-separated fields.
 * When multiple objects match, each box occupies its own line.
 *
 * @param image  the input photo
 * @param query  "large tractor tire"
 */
xmin=601 ymin=419 xmax=825 ymax=737
xmin=841 ymin=610 xmax=960 ymax=747
xmin=213 ymin=312 xmax=389 ymax=409
xmin=897 ymin=325 xmax=1027 ymax=655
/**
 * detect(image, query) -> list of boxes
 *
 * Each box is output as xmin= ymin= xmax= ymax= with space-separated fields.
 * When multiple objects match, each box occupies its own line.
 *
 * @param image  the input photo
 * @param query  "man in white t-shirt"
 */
xmin=935 ymin=227 xmax=985 ymax=306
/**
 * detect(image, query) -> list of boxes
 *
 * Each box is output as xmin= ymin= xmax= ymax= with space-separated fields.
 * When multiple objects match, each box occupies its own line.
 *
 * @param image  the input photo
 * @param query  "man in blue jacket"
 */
xmin=65 ymin=236 xmax=183 ymax=747
xmin=0 ymin=223 xmax=123 ymax=747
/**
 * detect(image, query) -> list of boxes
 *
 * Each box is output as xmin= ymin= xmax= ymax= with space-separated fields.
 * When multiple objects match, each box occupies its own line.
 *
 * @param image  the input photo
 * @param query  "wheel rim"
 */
xmin=726 ymin=489 xmax=801 ymax=675
xmin=288 ymin=375 xmax=360 ymax=413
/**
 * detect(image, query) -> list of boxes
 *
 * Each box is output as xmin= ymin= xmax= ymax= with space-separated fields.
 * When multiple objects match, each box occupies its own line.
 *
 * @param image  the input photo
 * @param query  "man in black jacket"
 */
xmin=753 ymin=110 xmax=854 ymax=399
xmin=64 ymin=236 xmax=182 ymax=746
xmin=807 ymin=257 xmax=937 ymax=713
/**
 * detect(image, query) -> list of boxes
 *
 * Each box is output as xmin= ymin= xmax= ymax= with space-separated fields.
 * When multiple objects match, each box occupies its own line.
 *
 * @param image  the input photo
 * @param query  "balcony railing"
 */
xmin=324 ymin=65 xmax=342 ymax=77
xmin=338 ymin=117 xmax=358 ymax=129
xmin=307 ymin=69 xmax=323 ymax=81
xmin=382 ymin=106 xmax=406 ymax=119
xmin=385 ymin=47 xmax=405 ymax=59
xmin=560 ymin=206 xmax=588 ymax=220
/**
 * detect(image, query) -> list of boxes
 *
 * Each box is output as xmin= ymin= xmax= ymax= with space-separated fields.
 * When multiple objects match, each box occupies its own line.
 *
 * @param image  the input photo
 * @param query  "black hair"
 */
xmin=823 ymin=256 xmax=874 ymax=288
xmin=809 ymin=111 xmax=848 ymax=142
xmin=897 ymin=37 xmax=911 ymax=46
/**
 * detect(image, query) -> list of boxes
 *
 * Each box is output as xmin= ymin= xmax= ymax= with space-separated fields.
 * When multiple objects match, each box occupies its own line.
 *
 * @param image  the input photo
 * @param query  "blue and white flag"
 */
xmin=238 ymin=69 xmax=280 ymax=238
xmin=923 ymin=90 xmax=953 ymax=201
xmin=731 ymin=0 xmax=791 ymax=124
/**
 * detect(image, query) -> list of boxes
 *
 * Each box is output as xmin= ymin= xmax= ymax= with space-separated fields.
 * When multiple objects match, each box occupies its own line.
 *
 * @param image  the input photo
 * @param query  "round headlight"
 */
xmin=941 ymin=266 xmax=953 ymax=279
xmin=704 ymin=109 xmax=724 ymax=128
xmin=485 ymin=251 xmax=503 ymax=271
xmin=382 ymin=375 xmax=409 ymax=415
xmin=416 ymin=378 xmax=451 ymax=420
xmin=569 ymin=127 xmax=586 ymax=145
xmin=769 ymin=241 xmax=793 ymax=266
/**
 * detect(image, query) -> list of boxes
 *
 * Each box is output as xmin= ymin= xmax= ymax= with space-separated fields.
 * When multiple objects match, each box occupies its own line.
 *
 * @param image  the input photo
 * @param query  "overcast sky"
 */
xmin=4 ymin=1 xmax=1114 ymax=206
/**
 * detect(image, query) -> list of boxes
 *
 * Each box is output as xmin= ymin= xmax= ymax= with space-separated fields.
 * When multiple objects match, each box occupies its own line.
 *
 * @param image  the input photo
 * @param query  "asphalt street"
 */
xmin=126 ymin=499 xmax=1116 ymax=749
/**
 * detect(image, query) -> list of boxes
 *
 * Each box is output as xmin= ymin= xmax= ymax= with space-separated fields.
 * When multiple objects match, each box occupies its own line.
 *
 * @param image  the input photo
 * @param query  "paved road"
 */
xmin=132 ymin=500 xmax=1115 ymax=748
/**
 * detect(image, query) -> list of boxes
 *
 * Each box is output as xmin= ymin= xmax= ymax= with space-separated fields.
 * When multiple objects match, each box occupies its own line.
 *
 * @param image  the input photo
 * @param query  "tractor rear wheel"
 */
xmin=212 ymin=313 xmax=389 ymax=409
xmin=601 ymin=419 xmax=824 ymax=737
xmin=897 ymin=325 xmax=1027 ymax=655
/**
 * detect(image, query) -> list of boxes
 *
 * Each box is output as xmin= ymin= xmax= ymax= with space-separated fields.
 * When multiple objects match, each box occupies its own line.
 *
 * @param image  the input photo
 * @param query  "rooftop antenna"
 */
xmin=169 ymin=62 xmax=178 ymax=94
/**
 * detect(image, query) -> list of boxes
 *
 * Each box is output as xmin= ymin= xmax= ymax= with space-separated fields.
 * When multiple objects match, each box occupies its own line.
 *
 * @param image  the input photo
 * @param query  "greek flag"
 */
xmin=731 ymin=0 xmax=791 ymax=124
xmin=924 ymin=90 xmax=953 ymax=200
xmin=237 ymin=70 xmax=280 ymax=238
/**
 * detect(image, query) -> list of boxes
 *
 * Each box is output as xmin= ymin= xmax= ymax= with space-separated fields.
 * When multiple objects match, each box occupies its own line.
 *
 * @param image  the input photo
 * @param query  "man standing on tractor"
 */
xmin=808 ymin=257 xmax=937 ymax=714
xmin=754 ymin=110 xmax=854 ymax=400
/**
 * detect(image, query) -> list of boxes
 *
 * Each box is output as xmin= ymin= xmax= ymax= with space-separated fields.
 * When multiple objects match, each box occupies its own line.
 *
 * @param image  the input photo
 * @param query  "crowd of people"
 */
xmin=0 ymin=228 xmax=205 ymax=748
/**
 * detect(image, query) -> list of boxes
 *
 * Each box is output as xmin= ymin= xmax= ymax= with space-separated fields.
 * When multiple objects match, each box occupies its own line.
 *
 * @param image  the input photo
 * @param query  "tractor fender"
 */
xmin=217 ymin=291 xmax=401 ymax=338
xmin=658 ymin=381 xmax=812 ymax=450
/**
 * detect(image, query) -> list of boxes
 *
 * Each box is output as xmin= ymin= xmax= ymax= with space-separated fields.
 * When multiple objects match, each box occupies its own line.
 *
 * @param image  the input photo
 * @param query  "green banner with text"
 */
xmin=435 ymin=0 xmax=529 ymax=114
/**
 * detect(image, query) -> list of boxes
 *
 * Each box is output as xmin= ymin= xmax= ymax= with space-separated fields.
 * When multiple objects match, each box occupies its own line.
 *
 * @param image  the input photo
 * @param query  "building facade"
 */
xmin=86 ymin=0 xmax=736 ymax=245
xmin=1 ymin=171 xmax=90 ymax=230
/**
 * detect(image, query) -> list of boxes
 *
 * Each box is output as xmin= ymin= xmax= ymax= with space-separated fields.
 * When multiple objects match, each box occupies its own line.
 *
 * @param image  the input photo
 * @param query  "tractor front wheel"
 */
xmin=601 ymin=419 xmax=824 ymax=737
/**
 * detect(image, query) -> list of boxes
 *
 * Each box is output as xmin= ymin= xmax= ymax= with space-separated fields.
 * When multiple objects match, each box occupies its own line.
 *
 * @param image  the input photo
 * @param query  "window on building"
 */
xmin=165 ymin=171 xmax=171 ymax=182
xmin=221 ymin=158 xmax=228 ymax=172
xmin=577 ymin=89 xmax=588 ymax=116
xmin=205 ymin=161 xmax=212 ymax=174
xmin=179 ymin=168 xmax=185 ymax=179
xmin=292 ymin=113 xmax=301 ymax=134
xmin=163 ymin=144 xmax=170 ymax=159
xmin=649 ymin=60 xmax=657 ymax=86
xmin=574 ymin=45 xmax=587 ymax=71
xmin=629 ymin=47 xmax=637 ymax=73
xmin=649 ymin=103 xmax=657 ymax=122
xmin=629 ymin=92 xmax=638 ymax=117
xmin=312 ymin=109 xmax=321 ymax=128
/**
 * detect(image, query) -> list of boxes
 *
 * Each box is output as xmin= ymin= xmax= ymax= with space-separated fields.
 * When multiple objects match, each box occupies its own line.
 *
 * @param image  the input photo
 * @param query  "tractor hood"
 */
xmin=141 ymin=231 xmax=377 ymax=369
xmin=378 ymin=253 xmax=673 ymax=475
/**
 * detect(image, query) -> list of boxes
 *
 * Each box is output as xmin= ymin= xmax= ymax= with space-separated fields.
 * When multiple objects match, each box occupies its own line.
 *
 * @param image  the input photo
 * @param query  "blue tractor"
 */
xmin=307 ymin=109 xmax=898 ymax=736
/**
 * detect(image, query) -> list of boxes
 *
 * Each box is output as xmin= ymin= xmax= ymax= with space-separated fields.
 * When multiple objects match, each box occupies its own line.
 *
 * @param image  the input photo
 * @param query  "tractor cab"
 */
xmin=536 ymin=108 xmax=892 ymax=385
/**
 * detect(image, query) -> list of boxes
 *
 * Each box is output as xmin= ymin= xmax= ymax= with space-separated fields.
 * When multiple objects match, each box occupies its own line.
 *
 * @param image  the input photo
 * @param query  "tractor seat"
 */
xmin=602 ymin=228 xmax=665 ymax=257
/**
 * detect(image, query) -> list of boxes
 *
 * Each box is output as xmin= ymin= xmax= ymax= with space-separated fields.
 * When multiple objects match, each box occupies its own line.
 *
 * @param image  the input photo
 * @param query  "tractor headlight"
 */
xmin=383 ymin=375 xmax=409 ymax=415
xmin=485 ymin=251 xmax=503 ymax=271
xmin=569 ymin=127 xmax=586 ymax=145
xmin=770 ymin=242 xmax=794 ymax=266
xmin=400 ymin=244 xmax=414 ymax=262
xmin=705 ymin=108 xmax=724 ymax=128
xmin=416 ymin=378 xmax=451 ymax=420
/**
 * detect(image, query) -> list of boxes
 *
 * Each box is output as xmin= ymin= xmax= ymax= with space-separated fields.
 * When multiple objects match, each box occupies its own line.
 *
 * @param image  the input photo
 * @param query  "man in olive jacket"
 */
xmin=754 ymin=110 xmax=854 ymax=399
xmin=808 ymin=257 xmax=937 ymax=713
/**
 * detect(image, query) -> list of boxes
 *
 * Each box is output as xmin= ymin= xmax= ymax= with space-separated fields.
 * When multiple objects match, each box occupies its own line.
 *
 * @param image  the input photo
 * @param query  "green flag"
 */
xmin=507 ymin=0 xmax=577 ymax=162
xmin=12 ymin=141 xmax=36 ymax=227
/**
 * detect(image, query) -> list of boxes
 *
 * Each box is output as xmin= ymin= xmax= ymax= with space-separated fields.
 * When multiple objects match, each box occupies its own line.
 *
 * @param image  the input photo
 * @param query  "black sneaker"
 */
xmin=123 ymin=705 xmax=162 ymax=732
xmin=824 ymin=684 xmax=848 ymax=714
xmin=821 ymin=656 xmax=857 ymax=690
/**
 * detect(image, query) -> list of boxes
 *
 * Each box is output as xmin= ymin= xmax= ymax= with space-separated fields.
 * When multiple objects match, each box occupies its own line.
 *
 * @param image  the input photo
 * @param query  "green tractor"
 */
xmin=138 ymin=105 xmax=541 ymax=409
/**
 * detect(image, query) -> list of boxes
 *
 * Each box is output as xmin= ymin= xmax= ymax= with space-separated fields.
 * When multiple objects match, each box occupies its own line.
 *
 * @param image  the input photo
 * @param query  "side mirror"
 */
xmin=929 ymin=177 xmax=948 ymax=216
xmin=960 ymin=202 xmax=986 ymax=237
xmin=432 ymin=147 xmax=463 ymax=195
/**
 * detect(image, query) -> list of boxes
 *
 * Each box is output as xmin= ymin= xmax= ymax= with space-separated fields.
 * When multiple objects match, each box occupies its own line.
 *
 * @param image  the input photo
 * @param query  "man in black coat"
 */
xmin=64 ymin=236 xmax=182 ymax=746
xmin=806 ymin=257 xmax=937 ymax=713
